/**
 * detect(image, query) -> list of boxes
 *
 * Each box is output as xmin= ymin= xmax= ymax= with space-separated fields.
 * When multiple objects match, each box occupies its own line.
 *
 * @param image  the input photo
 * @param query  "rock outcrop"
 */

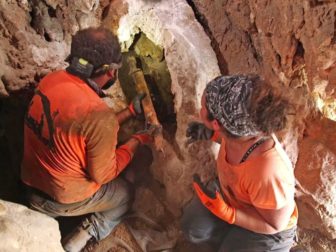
xmin=0 ymin=199 xmax=63 ymax=252
xmin=0 ymin=0 xmax=335 ymax=251
xmin=295 ymin=117 xmax=336 ymax=240
xmin=0 ymin=0 xmax=110 ymax=96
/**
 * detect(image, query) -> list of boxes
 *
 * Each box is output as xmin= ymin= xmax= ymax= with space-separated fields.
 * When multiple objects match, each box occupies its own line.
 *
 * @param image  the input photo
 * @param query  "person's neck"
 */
xmin=91 ymin=75 xmax=106 ymax=88
xmin=225 ymin=135 xmax=260 ymax=151
xmin=224 ymin=134 xmax=272 ymax=165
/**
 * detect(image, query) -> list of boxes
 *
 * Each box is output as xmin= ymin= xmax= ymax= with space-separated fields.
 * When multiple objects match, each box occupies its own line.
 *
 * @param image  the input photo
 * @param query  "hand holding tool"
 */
xmin=132 ymin=124 xmax=162 ymax=145
xmin=128 ymin=93 xmax=146 ymax=118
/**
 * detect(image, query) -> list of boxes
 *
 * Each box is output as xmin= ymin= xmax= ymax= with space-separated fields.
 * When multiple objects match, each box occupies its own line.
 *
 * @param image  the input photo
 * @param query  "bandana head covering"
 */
xmin=205 ymin=75 xmax=261 ymax=137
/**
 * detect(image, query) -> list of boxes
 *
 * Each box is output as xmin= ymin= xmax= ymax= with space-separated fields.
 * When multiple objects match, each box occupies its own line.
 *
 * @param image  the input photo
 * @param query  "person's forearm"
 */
xmin=234 ymin=207 xmax=283 ymax=234
xmin=122 ymin=137 xmax=141 ymax=154
xmin=115 ymin=138 xmax=141 ymax=172
xmin=116 ymin=108 xmax=133 ymax=124
xmin=87 ymin=138 xmax=141 ymax=184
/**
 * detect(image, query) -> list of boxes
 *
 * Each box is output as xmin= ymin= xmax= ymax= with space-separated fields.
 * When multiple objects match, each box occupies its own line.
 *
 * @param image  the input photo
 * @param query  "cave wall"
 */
xmin=105 ymin=0 xmax=222 ymax=215
xmin=0 ymin=200 xmax=63 ymax=252
xmin=0 ymin=0 xmax=335 ymax=251
xmin=0 ymin=0 xmax=115 ymax=96
xmin=189 ymin=0 xmax=336 ymax=93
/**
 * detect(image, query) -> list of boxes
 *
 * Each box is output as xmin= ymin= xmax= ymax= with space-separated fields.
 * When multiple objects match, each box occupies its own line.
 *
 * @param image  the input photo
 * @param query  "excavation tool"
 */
xmin=128 ymin=56 xmax=164 ymax=151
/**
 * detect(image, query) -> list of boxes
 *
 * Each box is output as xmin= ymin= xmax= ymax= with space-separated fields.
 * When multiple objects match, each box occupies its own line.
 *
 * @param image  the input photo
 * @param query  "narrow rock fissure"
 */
xmin=118 ymin=32 xmax=177 ymax=140
xmin=186 ymin=0 xmax=228 ymax=74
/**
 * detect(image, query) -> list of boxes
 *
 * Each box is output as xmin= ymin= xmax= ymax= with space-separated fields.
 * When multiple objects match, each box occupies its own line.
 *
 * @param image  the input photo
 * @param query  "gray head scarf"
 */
xmin=205 ymin=75 xmax=261 ymax=137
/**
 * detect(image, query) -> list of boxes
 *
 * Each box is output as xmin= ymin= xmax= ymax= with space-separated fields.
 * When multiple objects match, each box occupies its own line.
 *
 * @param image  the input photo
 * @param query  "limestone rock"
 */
xmin=111 ymin=0 xmax=220 ymax=214
xmin=295 ymin=118 xmax=336 ymax=239
xmin=68 ymin=0 xmax=99 ymax=14
xmin=190 ymin=0 xmax=336 ymax=110
xmin=0 ymin=0 xmax=109 ymax=96
xmin=30 ymin=0 xmax=64 ymax=42
xmin=0 ymin=200 xmax=63 ymax=252
xmin=296 ymin=227 xmax=336 ymax=252
xmin=0 ymin=0 xmax=335 ymax=251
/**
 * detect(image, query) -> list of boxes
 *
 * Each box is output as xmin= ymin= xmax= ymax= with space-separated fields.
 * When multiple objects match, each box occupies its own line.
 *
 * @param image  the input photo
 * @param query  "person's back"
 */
xmin=22 ymin=70 xmax=118 ymax=203
xmin=21 ymin=27 xmax=157 ymax=252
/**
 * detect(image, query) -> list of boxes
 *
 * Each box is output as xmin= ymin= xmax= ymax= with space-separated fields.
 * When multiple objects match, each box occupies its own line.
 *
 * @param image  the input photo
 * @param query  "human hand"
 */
xmin=193 ymin=174 xmax=236 ymax=224
xmin=186 ymin=122 xmax=214 ymax=144
xmin=131 ymin=124 xmax=162 ymax=145
xmin=128 ymin=93 xmax=146 ymax=118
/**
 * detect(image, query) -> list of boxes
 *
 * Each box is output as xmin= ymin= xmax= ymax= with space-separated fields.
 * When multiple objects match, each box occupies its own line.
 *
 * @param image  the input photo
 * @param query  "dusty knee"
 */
xmin=181 ymin=197 xmax=225 ymax=244
xmin=181 ymin=214 xmax=216 ymax=243
xmin=116 ymin=178 xmax=134 ymax=208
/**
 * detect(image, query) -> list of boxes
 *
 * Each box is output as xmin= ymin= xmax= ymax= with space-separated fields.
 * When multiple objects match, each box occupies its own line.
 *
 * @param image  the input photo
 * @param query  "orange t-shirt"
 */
xmin=21 ymin=70 xmax=132 ymax=204
xmin=216 ymin=135 xmax=298 ymax=230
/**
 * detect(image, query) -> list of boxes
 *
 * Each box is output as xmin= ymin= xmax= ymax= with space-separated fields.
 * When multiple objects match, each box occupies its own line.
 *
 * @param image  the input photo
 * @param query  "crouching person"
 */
xmin=21 ymin=27 xmax=155 ymax=252
xmin=182 ymin=75 xmax=298 ymax=252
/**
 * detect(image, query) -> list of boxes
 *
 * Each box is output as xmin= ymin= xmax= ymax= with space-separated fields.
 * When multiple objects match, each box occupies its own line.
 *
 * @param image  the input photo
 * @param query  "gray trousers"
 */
xmin=27 ymin=177 xmax=132 ymax=240
xmin=181 ymin=196 xmax=296 ymax=252
xmin=26 ymin=146 xmax=152 ymax=241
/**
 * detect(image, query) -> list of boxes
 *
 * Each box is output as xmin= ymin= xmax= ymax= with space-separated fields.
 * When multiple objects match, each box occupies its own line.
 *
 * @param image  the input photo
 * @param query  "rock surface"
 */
xmin=296 ymin=138 xmax=336 ymax=239
xmin=0 ymin=0 xmax=336 ymax=251
xmin=0 ymin=0 xmax=110 ymax=96
xmin=0 ymin=199 xmax=63 ymax=252
xmin=190 ymin=0 xmax=336 ymax=99
xmin=295 ymin=117 xmax=336 ymax=240
xmin=112 ymin=0 xmax=221 ymax=215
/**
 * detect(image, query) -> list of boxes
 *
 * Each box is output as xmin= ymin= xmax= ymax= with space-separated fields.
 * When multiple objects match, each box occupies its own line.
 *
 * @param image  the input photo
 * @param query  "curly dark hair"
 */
xmin=248 ymin=76 xmax=291 ymax=134
xmin=70 ymin=27 xmax=122 ymax=70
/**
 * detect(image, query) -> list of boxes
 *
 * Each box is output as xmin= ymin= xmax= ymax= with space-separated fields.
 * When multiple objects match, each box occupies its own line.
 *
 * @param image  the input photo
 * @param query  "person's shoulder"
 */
xmin=268 ymin=135 xmax=293 ymax=172
xmin=242 ymin=147 xmax=290 ymax=178
xmin=82 ymin=105 xmax=119 ymax=133
xmin=242 ymin=151 xmax=295 ymax=194
xmin=40 ymin=70 xmax=67 ymax=81
xmin=40 ymin=70 xmax=88 ymax=85
xmin=38 ymin=70 xmax=73 ymax=90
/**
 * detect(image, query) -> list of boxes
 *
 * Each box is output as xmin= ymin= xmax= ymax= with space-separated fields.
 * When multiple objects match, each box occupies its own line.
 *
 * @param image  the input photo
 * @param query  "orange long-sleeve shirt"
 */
xmin=21 ymin=70 xmax=132 ymax=203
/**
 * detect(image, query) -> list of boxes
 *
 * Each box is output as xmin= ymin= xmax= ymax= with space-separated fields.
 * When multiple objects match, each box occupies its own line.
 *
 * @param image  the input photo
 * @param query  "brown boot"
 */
xmin=62 ymin=225 xmax=94 ymax=252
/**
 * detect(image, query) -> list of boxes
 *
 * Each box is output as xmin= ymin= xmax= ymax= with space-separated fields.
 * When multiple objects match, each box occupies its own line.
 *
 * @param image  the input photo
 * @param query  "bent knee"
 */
xmin=105 ymin=178 xmax=134 ymax=211
xmin=117 ymin=179 xmax=134 ymax=207
xmin=181 ymin=216 xmax=216 ymax=243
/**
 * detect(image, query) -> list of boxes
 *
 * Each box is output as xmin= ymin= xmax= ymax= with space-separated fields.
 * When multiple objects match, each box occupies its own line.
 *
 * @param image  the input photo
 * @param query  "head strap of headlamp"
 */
xmin=66 ymin=57 xmax=94 ymax=79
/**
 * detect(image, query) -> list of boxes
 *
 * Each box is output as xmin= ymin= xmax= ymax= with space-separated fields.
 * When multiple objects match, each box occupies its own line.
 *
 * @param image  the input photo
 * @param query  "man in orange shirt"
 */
xmin=182 ymin=75 xmax=298 ymax=251
xmin=21 ymin=27 xmax=156 ymax=252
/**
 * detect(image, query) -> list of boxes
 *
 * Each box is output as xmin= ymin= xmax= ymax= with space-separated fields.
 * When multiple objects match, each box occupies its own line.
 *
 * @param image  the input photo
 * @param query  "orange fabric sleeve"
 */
xmin=115 ymin=144 xmax=133 ymax=172
xmin=84 ymin=106 xmax=132 ymax=185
